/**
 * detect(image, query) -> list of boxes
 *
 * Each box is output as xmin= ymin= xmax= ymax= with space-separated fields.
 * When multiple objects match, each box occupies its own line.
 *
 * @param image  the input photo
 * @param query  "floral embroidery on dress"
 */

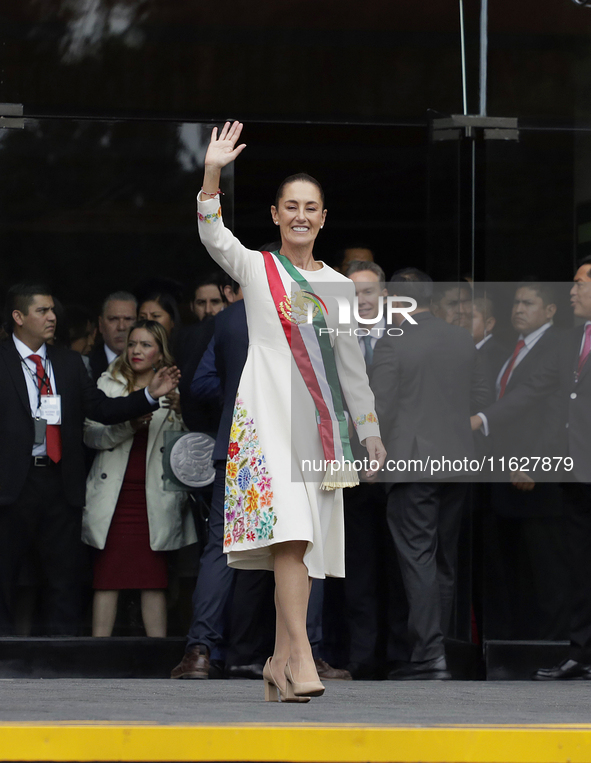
xmin=224 ymin=397 xmax=276 ymax=547
xmin=198 ymin=207 xmax=222 ymax=224
xmin=353 ymin=411 xmax=378 ymax=430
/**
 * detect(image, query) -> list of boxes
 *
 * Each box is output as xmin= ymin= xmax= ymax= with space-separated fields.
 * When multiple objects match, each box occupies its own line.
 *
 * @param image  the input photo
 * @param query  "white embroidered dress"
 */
xmin=198 ymin=197 xmax=380 ymax=578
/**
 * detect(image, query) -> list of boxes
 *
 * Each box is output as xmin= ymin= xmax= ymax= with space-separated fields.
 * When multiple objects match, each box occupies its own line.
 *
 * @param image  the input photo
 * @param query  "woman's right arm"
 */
xmin=197 ymin=121 xmax=259 ymax=287
xmin=84 ymin=418 xmax=135 ymax=451
xmin=83 ymin=378 xmax=135 ymax=450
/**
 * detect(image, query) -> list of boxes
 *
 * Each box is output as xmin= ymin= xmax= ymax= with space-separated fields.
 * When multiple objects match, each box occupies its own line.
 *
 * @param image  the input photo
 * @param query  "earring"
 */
xmin=152 ymin=364 xmax=158 ymax=372
xmin=275 ymin=221 xmax=279 ymax=225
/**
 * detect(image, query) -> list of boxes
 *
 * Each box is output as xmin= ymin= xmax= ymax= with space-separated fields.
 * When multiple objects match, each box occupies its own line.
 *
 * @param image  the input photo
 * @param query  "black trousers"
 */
xmin=562 ymin=482 xmax=591 ymax=660
xmin=344 ymin=482 xmax=409 ymax=672
xmin=0 ymin=464 xmax=84 ymax=636
xmin=386 ymin=481 xmax=467 ymax=662
xmin=226 ymin=569 xmax=275 ymax=666
xmin=483 ymin=485 xmax=568 ymax=640
xmin=186 ymin=463 xmax=235 ymax=661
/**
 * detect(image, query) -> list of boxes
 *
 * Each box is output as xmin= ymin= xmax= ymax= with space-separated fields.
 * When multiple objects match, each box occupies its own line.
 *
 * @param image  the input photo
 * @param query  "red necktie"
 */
xmin=577 ymin=324 xmax=591 ymax=377
xmin=498 ymin=339 xmax=526 ymax=399
xmin=29 ymin=354 xmax=62 ymax=463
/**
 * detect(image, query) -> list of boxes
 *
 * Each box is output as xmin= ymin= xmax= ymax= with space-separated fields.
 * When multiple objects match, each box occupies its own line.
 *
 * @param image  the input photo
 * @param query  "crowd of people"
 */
xmin=1 ymin=123 xmax=591 ymax=690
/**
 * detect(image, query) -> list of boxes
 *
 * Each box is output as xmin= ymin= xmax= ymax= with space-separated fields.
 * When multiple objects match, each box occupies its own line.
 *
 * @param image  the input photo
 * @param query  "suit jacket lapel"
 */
xmin=46 ymin=344 xmax=64 ymax=398
xmin=1 ymin=341 xmax=33 ymax=416
xmin=505 ymin=329 xmax=552 ymax=393
xmin=575 ymin=325 xmax=591 ymax=382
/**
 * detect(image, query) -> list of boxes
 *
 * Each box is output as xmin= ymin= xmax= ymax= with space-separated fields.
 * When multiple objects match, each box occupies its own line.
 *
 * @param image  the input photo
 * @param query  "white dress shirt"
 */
xmin=475 ymin=333 xmax=493 ymax=351
xmin=580 ymin=320 xmax=591 ymax=354
xmin=104 ymin=345 xmax=118 ymax=365
xmin=13 ymin=335 xmax=57 ymax=457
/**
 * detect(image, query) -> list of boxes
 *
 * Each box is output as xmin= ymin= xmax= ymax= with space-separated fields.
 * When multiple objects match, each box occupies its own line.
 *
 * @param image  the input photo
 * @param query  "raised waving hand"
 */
xmin=202 ymin=121 xmax=246 ymax=197
xmin=205 ymin=121 xmax=246 ymax=170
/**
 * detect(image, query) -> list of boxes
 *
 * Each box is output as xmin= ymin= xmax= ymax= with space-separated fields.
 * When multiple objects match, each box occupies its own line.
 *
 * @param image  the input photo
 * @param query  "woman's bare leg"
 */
xmin=141 ymin=590 xmax=167 ymax=637
xmin=92 ymin=590 xmax=118 ymax=637
xmin=271 ymin=588 xmax=290 ymax=690
xmin=272 ymin=541 xmax=320 ymax=684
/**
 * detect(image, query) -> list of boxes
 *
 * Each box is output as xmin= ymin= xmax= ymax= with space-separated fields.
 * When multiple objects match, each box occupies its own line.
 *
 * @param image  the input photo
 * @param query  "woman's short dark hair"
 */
xmin=138 ymin=291 xmax=181 ymax=329
xmin=275 ymin=173 xmax=325 ymax=208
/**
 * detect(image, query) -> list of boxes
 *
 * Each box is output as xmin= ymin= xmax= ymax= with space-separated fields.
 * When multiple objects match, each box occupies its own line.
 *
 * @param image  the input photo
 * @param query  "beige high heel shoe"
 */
xmin=284 ymin=659 xmax=325 ymax=697
xmin=263 ymin=658 xmax=310 ymax=703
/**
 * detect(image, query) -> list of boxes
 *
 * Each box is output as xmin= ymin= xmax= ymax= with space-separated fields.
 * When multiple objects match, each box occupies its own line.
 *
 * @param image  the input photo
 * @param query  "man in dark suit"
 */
xmin=482 ymin=283 xmax=567 ymax=640
xmin=341 ymin=260 xmax=408 ymax=679
xmin=472 ymin=258 xmax=591 ymax=677
xmin=0 ymin=283 xmax=179 ymax=635
xmin=172 ymin=299 xmax=249 ymax=679
xmin=472 ymin=293 xmax=508 ymax=392
xmin=88 ymin=291 xmax=137 ymax=382
xmin=177 ymin=277 xmax=242 ymax=433
xmin=175 ymin=272 xmax=238 ymax=372
xmin=371 ymin=269 xmax=490 ymax=679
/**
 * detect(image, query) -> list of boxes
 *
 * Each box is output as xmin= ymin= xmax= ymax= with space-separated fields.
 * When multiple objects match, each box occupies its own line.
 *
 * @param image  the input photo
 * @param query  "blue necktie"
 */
xmin=363 ymin=335 xmax=374 ymax=367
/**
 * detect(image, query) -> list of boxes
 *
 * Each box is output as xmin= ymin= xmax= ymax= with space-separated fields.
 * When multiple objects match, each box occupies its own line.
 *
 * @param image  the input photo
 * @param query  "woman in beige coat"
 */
xmin=83 ymin=320 xmax=197 ymax=637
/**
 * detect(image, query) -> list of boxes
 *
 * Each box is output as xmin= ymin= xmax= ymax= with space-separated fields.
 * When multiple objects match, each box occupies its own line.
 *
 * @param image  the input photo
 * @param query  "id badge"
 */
xmin=33 ymin=417 xmax=47 ymax=445
xmin=39 ymin=395 xmax=61 ymax=425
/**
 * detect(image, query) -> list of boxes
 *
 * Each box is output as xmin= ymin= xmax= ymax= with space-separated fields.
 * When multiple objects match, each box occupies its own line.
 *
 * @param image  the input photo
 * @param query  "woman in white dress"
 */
xmin=198 ymin=121 xmax=386 ymax=701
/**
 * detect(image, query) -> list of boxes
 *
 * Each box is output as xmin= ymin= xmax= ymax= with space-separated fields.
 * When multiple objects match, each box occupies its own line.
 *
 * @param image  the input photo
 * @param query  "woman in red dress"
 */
xmin=83 ymin=320 xmax=196 ymax=637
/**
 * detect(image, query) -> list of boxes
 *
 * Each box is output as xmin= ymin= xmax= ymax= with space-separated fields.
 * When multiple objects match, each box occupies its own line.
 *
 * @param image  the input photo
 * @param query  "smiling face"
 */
xmin=138 ymin=300 xmax=174 ymax=336
xmin=126 ymin=328 xmax=163 ymax=375
xmin=511 ymin=287 xmax=556 ymax=336
xmin=349 ymin=270 xmax=388 ymax=322
xmin=271 ymin=180 xmax=327 ymax=249
xmin=12 ymin=294 xmax=57 ymax=351
xmin=571 ymin=264 xmax=591 ymax=320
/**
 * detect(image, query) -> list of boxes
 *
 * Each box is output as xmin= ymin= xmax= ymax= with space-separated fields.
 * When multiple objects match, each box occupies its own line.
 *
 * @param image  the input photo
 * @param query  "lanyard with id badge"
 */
xmin=21 ymin=355 xmax=61 ymax=444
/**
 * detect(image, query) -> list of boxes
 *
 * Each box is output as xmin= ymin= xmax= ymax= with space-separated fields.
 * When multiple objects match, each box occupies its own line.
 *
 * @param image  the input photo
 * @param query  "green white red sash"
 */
xmin=262 ymin=251 xmax=358 ymax=489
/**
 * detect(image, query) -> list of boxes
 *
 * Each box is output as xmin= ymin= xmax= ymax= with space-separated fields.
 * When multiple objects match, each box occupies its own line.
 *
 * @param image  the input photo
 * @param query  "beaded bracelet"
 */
xmin=200 ymin=187 xmax=224 ymax=198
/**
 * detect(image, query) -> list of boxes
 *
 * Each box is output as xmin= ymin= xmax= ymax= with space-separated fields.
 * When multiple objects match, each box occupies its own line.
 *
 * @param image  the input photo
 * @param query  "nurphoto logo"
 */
xmin=305 ymin=293 xmax=417 ymax=337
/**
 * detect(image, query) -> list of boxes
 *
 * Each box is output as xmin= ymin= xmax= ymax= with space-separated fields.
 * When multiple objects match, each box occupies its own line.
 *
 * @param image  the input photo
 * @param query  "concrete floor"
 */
xmin=1 ymin=679 xmax=591 ymax=726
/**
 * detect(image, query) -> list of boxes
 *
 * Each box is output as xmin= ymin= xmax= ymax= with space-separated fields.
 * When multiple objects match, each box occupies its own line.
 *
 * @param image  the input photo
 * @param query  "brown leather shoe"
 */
xmin=170 ymin=645 xmax=210 ymax=679
xmin=315 ymin=657 xmax=352 ymax=680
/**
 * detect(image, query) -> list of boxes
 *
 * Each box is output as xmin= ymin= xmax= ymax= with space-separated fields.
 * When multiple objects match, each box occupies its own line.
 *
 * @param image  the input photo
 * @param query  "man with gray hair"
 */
xmin=89 ymin=291 xmax=137 ymax=381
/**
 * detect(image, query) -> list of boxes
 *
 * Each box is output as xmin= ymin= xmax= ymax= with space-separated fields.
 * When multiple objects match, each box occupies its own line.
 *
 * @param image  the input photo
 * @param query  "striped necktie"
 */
xmin=29 ymin=354 xmax=62 ymax=463
xmin=362 ymin=335 xmax=374 ymax=367
xmin=498 ymin=339 xmax=525 ymax=399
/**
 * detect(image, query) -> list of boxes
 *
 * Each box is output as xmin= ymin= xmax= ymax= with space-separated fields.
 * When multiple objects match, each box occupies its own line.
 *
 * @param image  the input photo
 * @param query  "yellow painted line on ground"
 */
xmin=2 ymin=724 xmax=591 ymax=763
